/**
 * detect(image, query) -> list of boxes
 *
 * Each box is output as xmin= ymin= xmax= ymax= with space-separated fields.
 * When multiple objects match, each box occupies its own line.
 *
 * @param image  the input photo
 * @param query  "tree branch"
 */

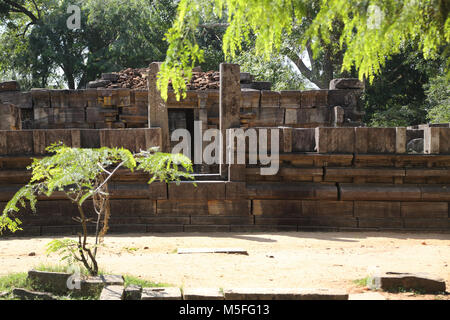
xmin=4 ymin=0 xmax=39 ymax=24
xmin=30 ymin=0 xmax=41 ymax=19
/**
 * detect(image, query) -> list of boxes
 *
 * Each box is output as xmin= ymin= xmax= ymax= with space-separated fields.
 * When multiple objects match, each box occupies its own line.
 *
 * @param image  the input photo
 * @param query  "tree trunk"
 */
xmin=66 ymin=73 xmax=75 ymax=90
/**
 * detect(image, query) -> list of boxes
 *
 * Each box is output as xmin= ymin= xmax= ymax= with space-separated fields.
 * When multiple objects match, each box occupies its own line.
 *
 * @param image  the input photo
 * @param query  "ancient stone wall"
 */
xmin=0 ymin=78 xmax=363 ymax=131
xmin=0 ymin=65 xmax=448 ymax=235
xmin=0 ymin=127 xmax=448 ymax=236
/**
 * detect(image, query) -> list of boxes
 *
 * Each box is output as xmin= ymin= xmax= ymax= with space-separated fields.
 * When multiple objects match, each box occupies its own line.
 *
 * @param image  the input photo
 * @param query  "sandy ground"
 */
xmin=1 ymin=232 xmax=449 ymax=299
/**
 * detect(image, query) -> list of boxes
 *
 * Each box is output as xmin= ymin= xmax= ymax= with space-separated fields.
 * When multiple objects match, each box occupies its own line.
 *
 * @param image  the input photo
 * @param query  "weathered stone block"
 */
xmin=99 ymin=285 xmax=124 ymax=300
xmin=0 ymin=91 xmax=32 ymax=109
xmin=297 ymin=107 xmax=331 ymax=126
xmin=358 ymin=218 xmax=403 ymax=228
xmin=329 ymin=78 xmax=364 ymax=90
xmin=407 ymin=138 xmax=424 ymax=153
xmin=279 ymin=91 xmax=301 ymax=108
xmin=355 ymin=128 xmax=396 ymax=154
xmin=223 ymin=288 xmax=348 ymax=300
xmin=247 ymin=183 xmax=337 ymax=200
xmin=332 ymin=106 xmax=345 ymax=126
xmin=241 ymin=81 xmax=271 ymax=90
xmin=396 ymin=127 xmax=406 ymax=154
xmin=251 ymin=108 xmax=284 ymax=126
xmin=31 ymin=89 xmax=51 ymax=109
xmin=87 ymin=80 xmax=111 ymax=88
xmin=354 ymin=201 xmax=401 ymax=218
xmin=424 ymin=127 xmax=450 ymax=154
xmin=168 ymin=182 xmax=225 ymax=200
xmin=241 ymin=89 xmax=260 ymax=109
xmin=339 ymin=184 xmax=421 ymax=201
xmin=420 ymin=185 xmax=450 ymax=201
xmin=79 ymin=275 xmax=124 ymax=296
xmin=13 ymin=288 xmax=56 ymax=300
xmin=141 ymin=287 xmax=182 ymax=300
xmin=225 ymin=181 xmax=247 ymax=199
xmin=101 ymin=73 xmax=119 ymax=82
xmin=403 ymin=218 xmax=449 ymax=229
xmin=146 ymin=224 xmax=184 ymax=233
xmin=190 ymin=215 xmax=253 ymax=225
xmin=0 ymin=131 xmax=33 ymax=155
xmin=284 ymin=108 xmax=297 ymax=125
xmin=292 ymin=128 xmax=316 ymax=152
xmin=183 ymin=288 xmax=224 ymax=300
xmin=28 ymin=270 xmax=72 ymax=295
xmin=260 ymin=90 xmax=280 ymax=108
xmin=240 ymin=72 xmax=253 ymax=83
xmin=184 ymin=224 xmax=231 ymax=232
xmin=370 ymin=272 xmax=446 ymax=293
xmin=400 ymin=202 xmax=448 ymax=218
xmin=208 ymin=200 xmax=250 ymax=216
xmin=157 ymin=200 xmax=208 ymax=215
xmin=124 ymin=285 xmax=142 ymax=300
xmin=301 ymin=200 xmax=353 ymax=217
xmin=315 ymin=127 xmax=355 ymax=153
xmin=0 ymin=103 xmax=21 ymax=130
xmin=0 ymin=80 xmax=20 ymax=92
xmin=301 ymin=90 xmax=328 ymax=108
xmin=253 ymin=200 xmax=302 ymax=216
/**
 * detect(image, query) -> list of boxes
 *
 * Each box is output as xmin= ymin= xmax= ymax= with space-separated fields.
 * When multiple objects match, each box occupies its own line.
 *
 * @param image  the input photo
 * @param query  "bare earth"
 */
xmin=1 ymin=232 xmax=449 ymax=299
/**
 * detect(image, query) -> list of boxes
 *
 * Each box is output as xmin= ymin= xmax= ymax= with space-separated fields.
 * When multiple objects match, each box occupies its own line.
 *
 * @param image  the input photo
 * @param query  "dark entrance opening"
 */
xmin=168 ymin=108 xmax=194 ymax=159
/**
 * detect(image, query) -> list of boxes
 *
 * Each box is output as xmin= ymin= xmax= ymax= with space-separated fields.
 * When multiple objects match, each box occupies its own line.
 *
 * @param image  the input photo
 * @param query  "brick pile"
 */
xmin=95 ymin=68 xmax=220 ymax=90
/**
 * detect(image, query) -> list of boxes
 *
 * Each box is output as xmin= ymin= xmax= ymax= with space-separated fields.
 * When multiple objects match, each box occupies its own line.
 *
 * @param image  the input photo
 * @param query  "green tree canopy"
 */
xmin=158 ymin=0 xmax=449 ymax=100
xmin=0 ymin=0 xmax=177 ymax=89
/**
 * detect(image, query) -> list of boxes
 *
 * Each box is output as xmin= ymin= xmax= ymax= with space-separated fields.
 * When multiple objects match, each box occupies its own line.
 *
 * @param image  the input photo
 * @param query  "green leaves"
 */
xmin=135 ymin=148 xmax=194 ymax=184
xmin=45 ymin=239 xmax=80 ymax=265
xmin=0 ymin=143 xmax=194 ymax=234
xmin=425 ymin=75 xmax=450 ymax=123
xmin=158 ymin=0 xmax=449 ymax=98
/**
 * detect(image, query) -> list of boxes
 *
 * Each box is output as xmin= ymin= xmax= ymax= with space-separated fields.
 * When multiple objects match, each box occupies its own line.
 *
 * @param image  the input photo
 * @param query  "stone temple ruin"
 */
xmin=0 ymin=63 xmax=449 ymax=236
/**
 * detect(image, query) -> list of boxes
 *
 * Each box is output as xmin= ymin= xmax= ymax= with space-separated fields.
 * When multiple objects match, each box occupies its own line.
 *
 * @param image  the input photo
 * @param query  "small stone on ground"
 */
xmin=124 ymin=285 xmax=142 ymax=300
xmin=141 ymin=287 xmax=182 ymax=300
xmin=12 ymin=288 xmax=56 ymax=300
xmin=99 ymin=285 xmax=124 ymax=300
xmin=223 ymin=288 xmax=348 ymax=300
xmin=183 ymin=288 xmax=224 ymax=300
xmin=371 ymin=272 xmax=446 ymax=294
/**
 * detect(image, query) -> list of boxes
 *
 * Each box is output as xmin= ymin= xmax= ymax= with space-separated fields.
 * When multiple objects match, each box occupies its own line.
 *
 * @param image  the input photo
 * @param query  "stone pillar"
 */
xmin=395 ymin=127 xmax=406 ymax=154
xmin=424 ymin=127 xmax=436 ymax=154
xmin=148 ymin=62 xmax=170 ymax=152
xmin=220 ymin=63 xmax=241 ymax=178
xmin=220 ymin=63 xmax=241 ymax=129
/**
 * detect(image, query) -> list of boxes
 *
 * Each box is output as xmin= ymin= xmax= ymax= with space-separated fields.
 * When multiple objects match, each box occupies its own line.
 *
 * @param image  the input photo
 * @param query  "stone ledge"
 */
xmin=99 ymin=285 xmax=124 ymax=300
xmin=222 ymin=288 xmax=348 ymax=300
xmin=141 ymin=287 xmax=182 ymax=300
xmin=183 ymin=288 xmax=224 ymax=300
xmin=12 ymin=288 xmax=56 ymax=300
xmin=124 ymin=285 xmax=142 ymax=300
xmin=370 ymin=272 xmax=446 ymax=294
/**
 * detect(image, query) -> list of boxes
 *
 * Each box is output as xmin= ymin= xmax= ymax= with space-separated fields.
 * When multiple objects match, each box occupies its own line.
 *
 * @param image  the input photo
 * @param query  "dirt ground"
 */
xmin=1 ymin=232 xmax=449 ymax=300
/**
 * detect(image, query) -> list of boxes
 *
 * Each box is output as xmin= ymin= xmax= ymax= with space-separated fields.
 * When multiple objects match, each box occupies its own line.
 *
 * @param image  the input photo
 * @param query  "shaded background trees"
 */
xmin=0 ymin=0 xmax=448 ymax=126
xmin=0 ymin=0 xmax=176 ymax=89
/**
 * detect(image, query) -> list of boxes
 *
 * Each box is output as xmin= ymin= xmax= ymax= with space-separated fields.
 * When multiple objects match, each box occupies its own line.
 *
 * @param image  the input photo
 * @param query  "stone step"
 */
xmin=223 ymin=288 xmax=348 ymax=300
xmin=370 ymin=272 xmax=446 ymax=294
xmin=99 ymin=285 xmax=124 ymax=300
xmin=183 ymin=288 xmax=224 ymax=300
xmin=141 ymin=287 xmax=182 ymax=300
